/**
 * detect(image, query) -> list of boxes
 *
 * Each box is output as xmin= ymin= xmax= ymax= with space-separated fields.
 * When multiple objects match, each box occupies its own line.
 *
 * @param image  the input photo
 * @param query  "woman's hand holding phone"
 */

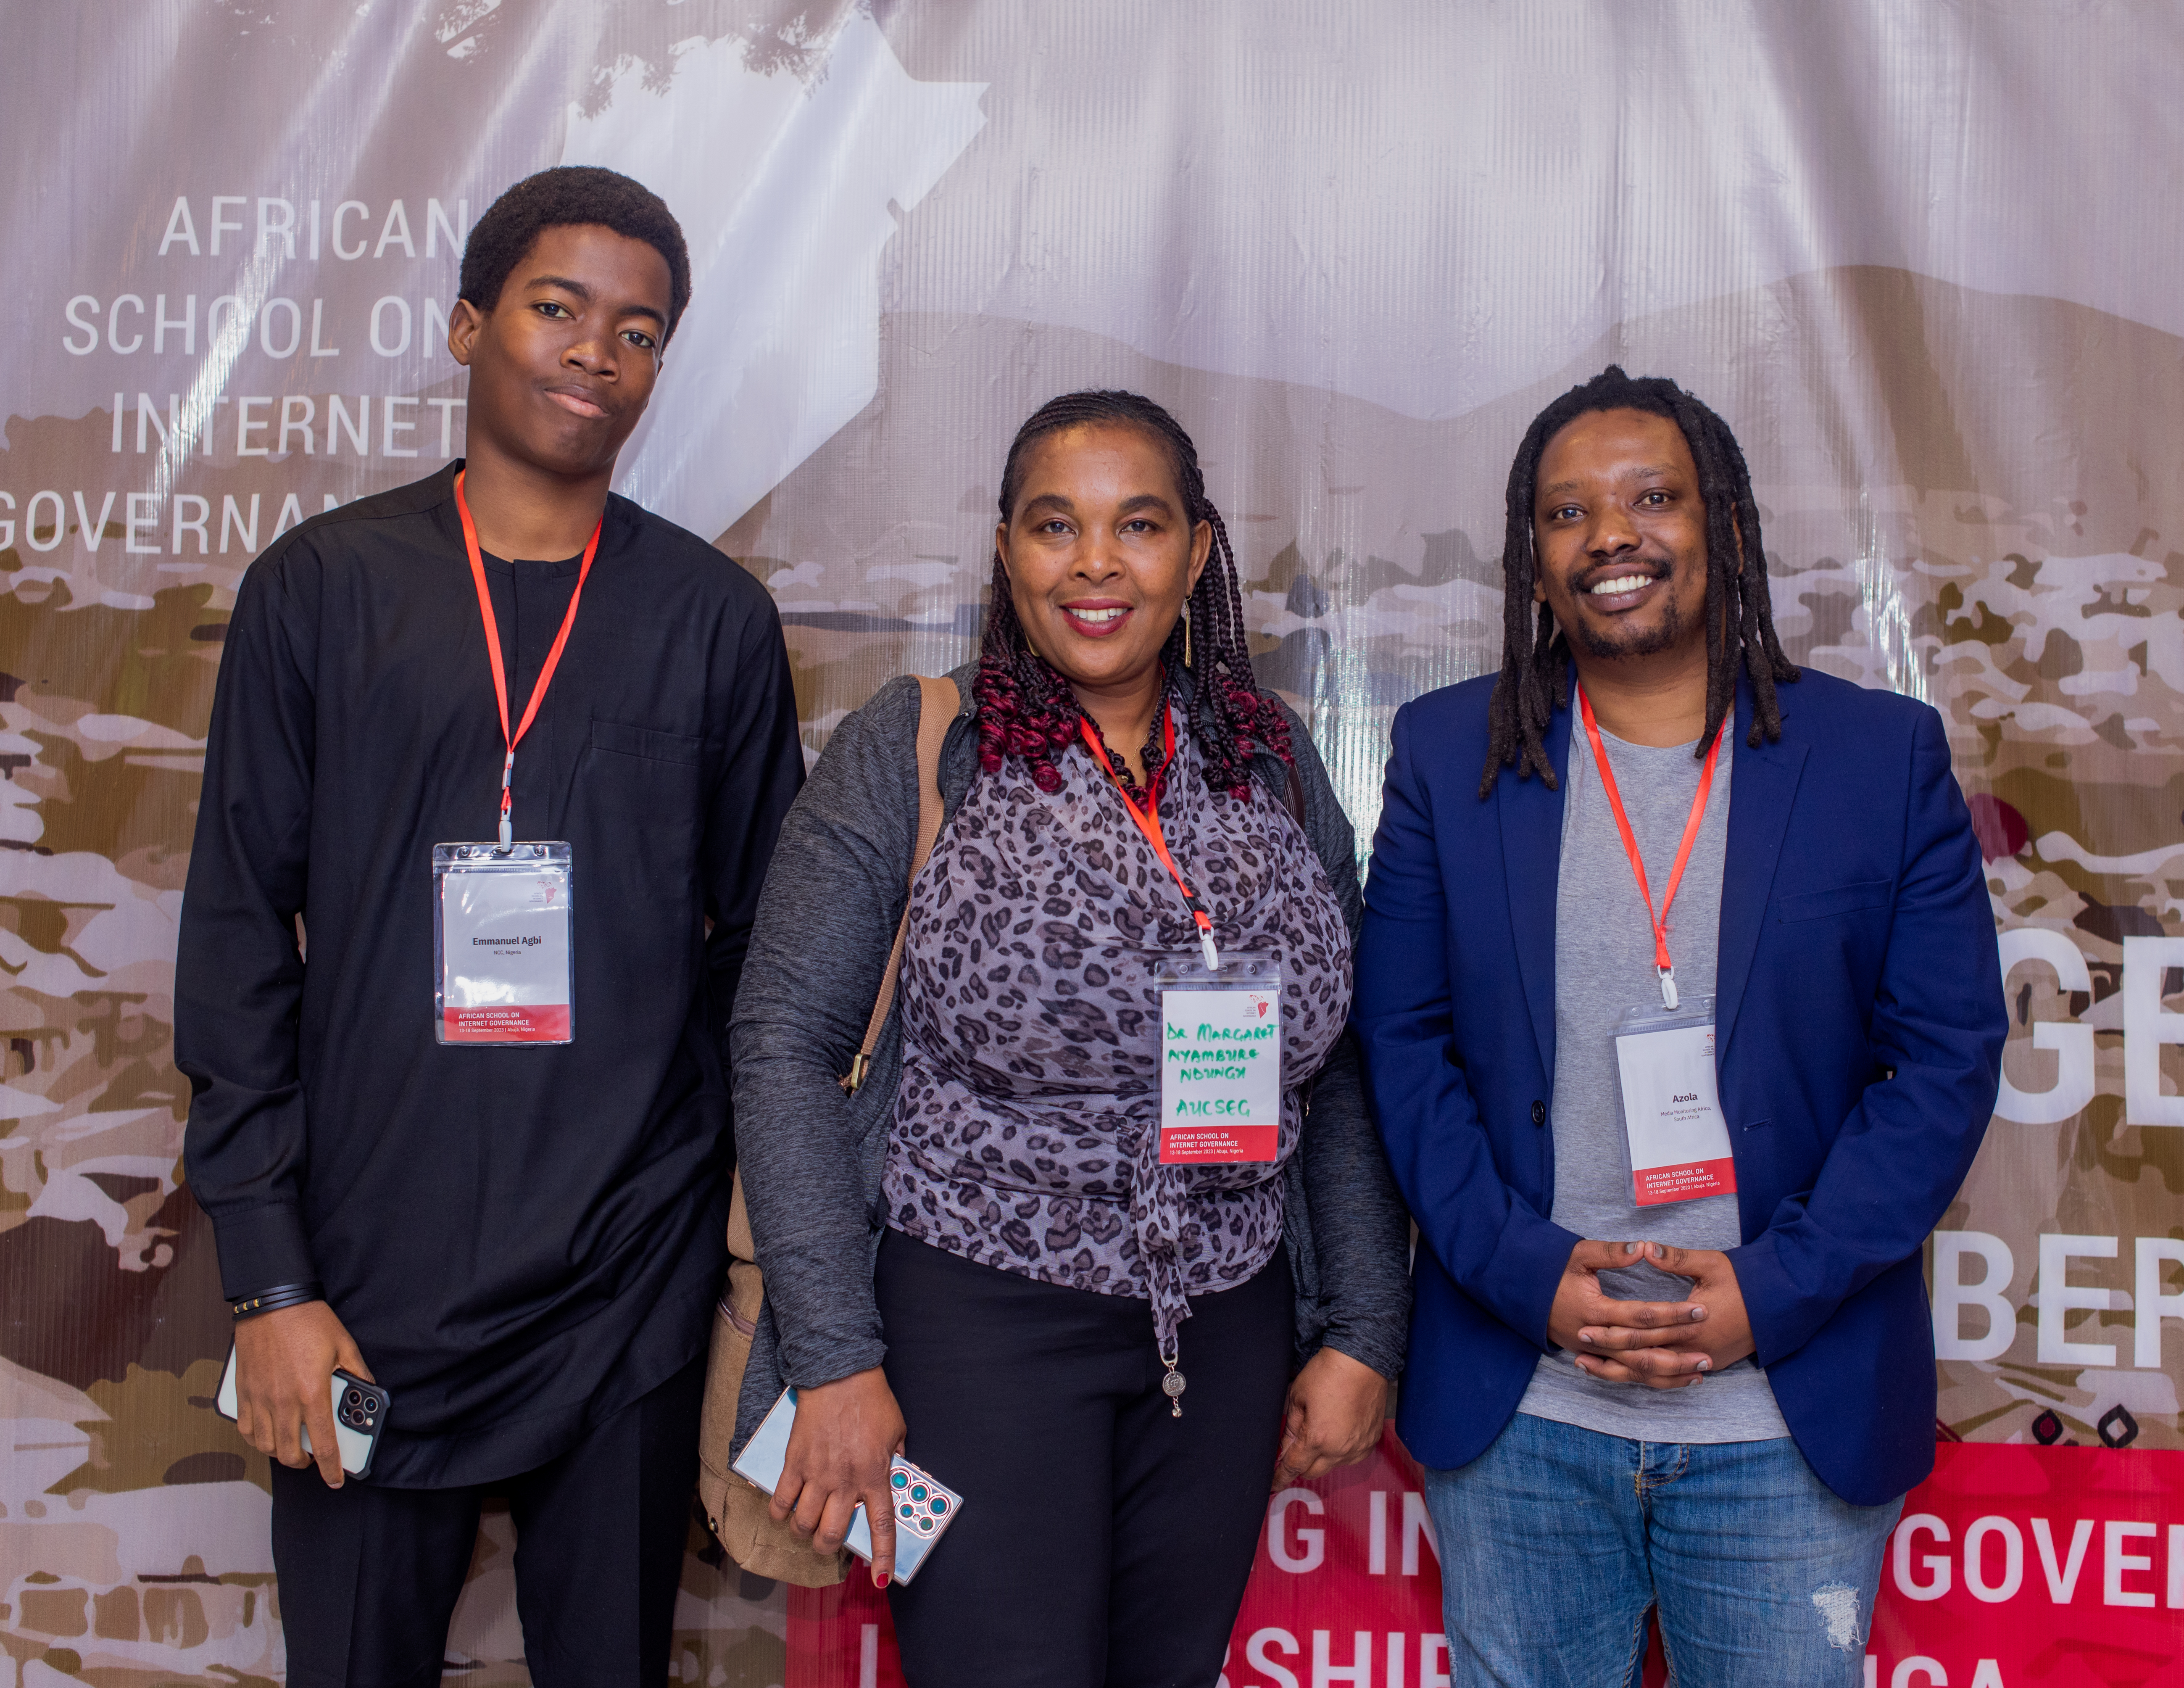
xmin=233 ymin=1301 xmax=374 ymax=1488
xmin=772 ymin=1367 xmax=907 ymax=1587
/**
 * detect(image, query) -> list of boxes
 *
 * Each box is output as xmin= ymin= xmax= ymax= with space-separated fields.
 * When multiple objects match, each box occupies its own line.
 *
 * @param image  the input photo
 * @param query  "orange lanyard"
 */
xmin=1576 ymin=686 xmax=1722 ymax=1010
xmin=1079 ymin=704 xmax=1222 ymax=972
xmin=454 ymin=470 xmax=601 ymax=848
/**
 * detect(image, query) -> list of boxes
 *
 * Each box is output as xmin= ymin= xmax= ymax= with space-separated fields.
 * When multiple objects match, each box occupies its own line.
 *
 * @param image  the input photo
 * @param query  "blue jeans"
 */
xmin=1422 ymin=1411 xmax=1902 ymax=1687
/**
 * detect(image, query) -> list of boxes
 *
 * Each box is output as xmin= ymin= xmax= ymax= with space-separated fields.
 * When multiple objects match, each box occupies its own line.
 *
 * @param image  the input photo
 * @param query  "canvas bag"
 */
xmin=696 ymin=675 xmax=958 ymax=1586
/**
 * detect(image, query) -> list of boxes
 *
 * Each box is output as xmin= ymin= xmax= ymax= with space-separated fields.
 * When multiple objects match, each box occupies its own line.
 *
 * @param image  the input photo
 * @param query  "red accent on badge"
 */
xmin=1159 ymin=1125 xmax=1279 ymax=1164
xmin=442 ymin=1005 xmax=573 ymax=1043
xmin=1633 ymin=1155 xmax=1736 ymax=1206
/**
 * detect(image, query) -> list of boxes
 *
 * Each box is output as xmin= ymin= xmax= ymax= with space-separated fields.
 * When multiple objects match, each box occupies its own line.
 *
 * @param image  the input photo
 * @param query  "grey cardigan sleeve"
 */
xmin=729 ymin=677 xmax=924 ymax=1389
xmin=1283 ymin=705 xmax=1415 ymax=1379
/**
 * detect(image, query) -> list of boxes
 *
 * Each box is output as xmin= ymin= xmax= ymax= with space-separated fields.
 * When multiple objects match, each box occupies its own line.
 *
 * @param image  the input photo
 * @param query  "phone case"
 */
xmin=729 ymin=1387 xmax=964 ymax=1583
xmin=215 ymin=1344 xmax=390 ymax=1479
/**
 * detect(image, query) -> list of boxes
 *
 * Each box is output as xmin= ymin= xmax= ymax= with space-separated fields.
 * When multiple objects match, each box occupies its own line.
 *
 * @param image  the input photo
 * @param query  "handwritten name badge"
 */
xmin=1159 ymin=984 xmax=1281 ymax=1164
xmin=432 ymin=841 xmax=574 ymax=1045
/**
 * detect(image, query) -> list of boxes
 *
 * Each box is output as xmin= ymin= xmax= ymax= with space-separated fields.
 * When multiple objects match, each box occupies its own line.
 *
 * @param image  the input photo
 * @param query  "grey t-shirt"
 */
xmin=1515 ymin=717 xmax=1789 ymax=1443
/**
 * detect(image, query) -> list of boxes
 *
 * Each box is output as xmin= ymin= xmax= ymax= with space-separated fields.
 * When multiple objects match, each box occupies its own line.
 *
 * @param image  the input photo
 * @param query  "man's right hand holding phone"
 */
xmin=233 ymin=1300 xmax=374 ymax=1489
xmin=770 ymin=1366 xmax=905 ymax=1588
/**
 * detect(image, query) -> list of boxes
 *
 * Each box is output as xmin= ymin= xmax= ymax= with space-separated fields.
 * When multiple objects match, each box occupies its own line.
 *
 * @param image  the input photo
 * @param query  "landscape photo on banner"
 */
xmin=3 ymin=2 xmax=2181 ymax=1681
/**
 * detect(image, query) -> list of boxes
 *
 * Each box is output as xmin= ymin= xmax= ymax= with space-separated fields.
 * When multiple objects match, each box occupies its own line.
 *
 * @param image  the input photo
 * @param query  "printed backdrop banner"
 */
xmin=785 ymin=1435 xmax=2184 ymax=1688
xmin=3 ymin=2 xmax=2181 ymax=1681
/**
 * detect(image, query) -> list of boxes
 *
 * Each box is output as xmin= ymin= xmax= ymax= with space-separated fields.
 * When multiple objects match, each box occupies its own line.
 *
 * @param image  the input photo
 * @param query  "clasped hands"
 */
xmin=1546 ymin=1239 xmax=1755 ymax=1389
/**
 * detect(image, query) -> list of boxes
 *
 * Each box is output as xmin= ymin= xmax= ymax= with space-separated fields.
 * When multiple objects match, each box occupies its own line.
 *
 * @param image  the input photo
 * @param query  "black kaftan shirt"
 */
xmin=176 ymin=461 xmax=805 ymax=1486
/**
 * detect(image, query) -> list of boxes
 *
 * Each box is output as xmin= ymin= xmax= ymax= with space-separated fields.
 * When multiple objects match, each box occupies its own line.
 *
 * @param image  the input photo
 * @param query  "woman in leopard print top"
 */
xmin=732 ymin=391 xmax=1412 ymax=1687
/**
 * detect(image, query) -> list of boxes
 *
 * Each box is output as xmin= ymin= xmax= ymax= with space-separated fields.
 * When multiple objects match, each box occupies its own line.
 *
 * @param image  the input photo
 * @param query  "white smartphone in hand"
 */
xmin=730 ymin=1387 xmax=964 ymax=1583
xmin=215 ymin=1342 xmax=390 ymax=1479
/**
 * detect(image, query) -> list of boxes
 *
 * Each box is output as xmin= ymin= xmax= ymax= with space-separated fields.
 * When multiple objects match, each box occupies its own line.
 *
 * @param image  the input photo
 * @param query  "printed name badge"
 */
xmin=1155 ymin=957 xmax=1281 ymax=1164
xmin=1612 ymin=995 xmax=1735 ymax=1206
xmin=432 ymin=843 xmax=574 ymax=1045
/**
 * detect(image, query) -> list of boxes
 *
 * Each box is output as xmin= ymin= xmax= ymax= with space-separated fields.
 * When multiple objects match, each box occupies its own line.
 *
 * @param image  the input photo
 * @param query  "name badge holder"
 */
xmin=1153 ymin=955 xmax=1283 ymax=1165
xmin=434 ymin=843 xmax=575 ymax=1045
xmin=432 ymin=469 xmax=597 ymax=1047
xmin=1612 ymin=994 xmax=1735 ymax=1206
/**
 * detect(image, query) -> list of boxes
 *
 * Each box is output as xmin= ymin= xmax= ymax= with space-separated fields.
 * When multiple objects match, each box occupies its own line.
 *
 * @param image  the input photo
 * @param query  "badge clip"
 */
xmin=1192 ymin=910 xmax=1220 ymax=973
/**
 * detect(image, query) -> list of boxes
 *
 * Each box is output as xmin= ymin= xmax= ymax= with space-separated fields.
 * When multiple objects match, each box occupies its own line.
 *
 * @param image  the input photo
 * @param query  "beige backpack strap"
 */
xmin=841 ymin=675 xmax=959 ymax=1093
xmin=725 ymin=1165 xmax=755 ymax=1261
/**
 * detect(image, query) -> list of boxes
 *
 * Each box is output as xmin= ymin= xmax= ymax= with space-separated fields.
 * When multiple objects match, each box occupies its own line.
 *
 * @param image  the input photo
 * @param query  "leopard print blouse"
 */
xmin=879 ymin=699 xmax=1353 ymax=1362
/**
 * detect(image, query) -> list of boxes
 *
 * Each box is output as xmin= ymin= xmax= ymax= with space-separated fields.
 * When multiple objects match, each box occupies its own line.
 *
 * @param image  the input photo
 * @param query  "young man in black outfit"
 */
xmin=176 ymin=167 xmax=805 ymax=1685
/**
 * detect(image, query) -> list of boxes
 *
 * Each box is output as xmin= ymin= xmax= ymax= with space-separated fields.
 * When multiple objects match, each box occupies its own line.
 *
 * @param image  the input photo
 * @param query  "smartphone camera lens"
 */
xmin=346 ymin=1388 xmax=364 ymax=1407
xmin=361 ymin=1395 xmax=379 ymax=1414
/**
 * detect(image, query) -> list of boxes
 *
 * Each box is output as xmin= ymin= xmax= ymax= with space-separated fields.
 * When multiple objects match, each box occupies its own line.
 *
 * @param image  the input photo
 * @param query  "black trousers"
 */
xmin=267 ymin=1354 xmax=705 ymax=1688
xmin=876 ymin=1228 xmax=1294 ymax=1688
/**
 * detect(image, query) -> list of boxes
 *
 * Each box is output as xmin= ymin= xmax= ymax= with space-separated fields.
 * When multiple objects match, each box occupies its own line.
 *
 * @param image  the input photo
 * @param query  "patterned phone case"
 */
xmin=730 ymin=1387 xmax=966 ymax=1583
xmin=876 ymin=1456 xmax=963 ymax=1577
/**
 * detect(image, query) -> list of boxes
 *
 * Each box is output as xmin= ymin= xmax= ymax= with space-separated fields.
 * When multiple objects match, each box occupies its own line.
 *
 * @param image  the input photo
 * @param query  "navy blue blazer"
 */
xmin=1353 ymin=667 xmax=2004 ymax=1506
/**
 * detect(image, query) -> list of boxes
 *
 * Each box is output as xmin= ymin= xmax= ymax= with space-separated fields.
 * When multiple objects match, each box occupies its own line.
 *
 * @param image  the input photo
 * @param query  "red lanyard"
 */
xmin=453 ymin=470 xmax=601 ymax=847
xmin=1576 ymin=686 xmax=1722 ymax=1010
xmin=1079 ymin=704 xmax=1222 ymax=972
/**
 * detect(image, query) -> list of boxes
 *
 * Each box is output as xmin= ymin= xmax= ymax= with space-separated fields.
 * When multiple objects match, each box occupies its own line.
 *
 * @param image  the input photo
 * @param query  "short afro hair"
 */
xmin=459 ymin=166 xmax=692 ymax=344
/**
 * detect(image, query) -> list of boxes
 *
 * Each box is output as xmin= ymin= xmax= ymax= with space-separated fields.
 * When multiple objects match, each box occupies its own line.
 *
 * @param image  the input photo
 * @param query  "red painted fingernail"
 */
xmin=875 ymin=1572 xmax=889 ymax=1589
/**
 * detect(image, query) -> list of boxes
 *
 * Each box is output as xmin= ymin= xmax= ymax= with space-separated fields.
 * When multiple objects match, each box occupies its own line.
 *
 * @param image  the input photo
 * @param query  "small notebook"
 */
xmin=730 ymin=1387 xmax=964 ymax=1584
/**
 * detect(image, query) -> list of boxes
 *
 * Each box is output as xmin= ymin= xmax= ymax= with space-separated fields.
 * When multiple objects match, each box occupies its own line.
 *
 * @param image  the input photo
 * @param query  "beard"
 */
xmin=1566 ymin=589 xmax=1689 ymax=659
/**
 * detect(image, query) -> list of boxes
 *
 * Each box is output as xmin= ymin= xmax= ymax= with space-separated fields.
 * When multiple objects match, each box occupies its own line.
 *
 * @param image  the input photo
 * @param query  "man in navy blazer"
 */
xmin=1354 ymin=368 xmax=2004 ymax=1686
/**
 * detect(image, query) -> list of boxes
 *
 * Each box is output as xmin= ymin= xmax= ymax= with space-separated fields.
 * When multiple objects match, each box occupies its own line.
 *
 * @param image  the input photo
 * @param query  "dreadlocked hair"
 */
xmin=1478 ymin=365 xmax=1799 ymax=799
xmin=976 ymin=390 xmax=1291 ymax=802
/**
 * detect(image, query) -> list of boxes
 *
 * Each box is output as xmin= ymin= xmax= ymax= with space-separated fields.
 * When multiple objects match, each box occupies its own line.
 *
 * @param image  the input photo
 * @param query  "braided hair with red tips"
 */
xmin=976 ymin=390 xmax=1291 ymax=802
